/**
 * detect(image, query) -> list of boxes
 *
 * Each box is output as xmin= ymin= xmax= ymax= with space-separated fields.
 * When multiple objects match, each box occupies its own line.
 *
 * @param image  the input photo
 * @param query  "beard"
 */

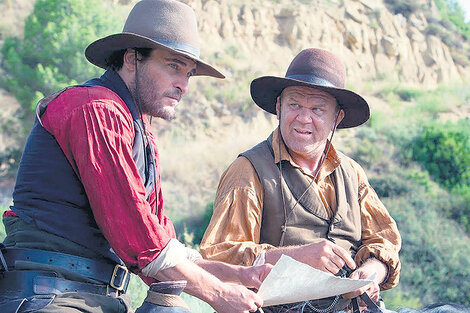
xmin=130 ymin=64 xmax=181 ymax=121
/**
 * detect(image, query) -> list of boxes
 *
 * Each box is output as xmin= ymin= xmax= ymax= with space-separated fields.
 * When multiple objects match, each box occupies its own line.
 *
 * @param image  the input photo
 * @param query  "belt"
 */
xmin=0 ymin=247 xmax=130 ymax=293
xmin=0 ymin=270 xmax=124 ymax=298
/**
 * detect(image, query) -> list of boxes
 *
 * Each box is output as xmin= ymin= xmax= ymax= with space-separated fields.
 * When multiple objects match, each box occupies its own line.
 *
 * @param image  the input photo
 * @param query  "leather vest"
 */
xmin=11 ymin=70 xmax=156 ymax=264
xmin=240 ymin=134 xmax=362 ymax=255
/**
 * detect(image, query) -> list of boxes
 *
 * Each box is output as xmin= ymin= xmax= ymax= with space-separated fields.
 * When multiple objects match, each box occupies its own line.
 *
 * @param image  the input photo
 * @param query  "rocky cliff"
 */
xmin=185 ymin=0 xmax=468 ymax=87
xmin=1 ymin=0 xmax=470 ymax=188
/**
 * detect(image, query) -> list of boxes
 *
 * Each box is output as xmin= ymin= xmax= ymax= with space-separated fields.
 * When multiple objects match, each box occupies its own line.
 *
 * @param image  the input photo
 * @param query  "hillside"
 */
xmin=0 ymin=0 xmax=470 ymax=310
xmin=2 ymin=0 xmax=470 ymax=194
xmin=154 ymin=0 xmax=470 ymax=225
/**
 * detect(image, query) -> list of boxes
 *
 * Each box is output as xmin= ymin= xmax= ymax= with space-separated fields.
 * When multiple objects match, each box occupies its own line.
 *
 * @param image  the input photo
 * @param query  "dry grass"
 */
xmin=154 ymin=112 xmax=277 ymax=221
xmin=0 ymin=0 xmax=35 ymax=42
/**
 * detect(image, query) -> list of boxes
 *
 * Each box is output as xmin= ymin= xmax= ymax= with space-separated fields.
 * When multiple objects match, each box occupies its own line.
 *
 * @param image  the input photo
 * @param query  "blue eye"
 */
xmin=169 ymin=63 xmax=179 ymax=70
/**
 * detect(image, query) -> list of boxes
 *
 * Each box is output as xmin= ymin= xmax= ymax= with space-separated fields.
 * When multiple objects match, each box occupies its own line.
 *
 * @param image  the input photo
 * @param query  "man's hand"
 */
xmin=266 ymin=239 xmax=356 ymax=275
xmin=195 ymin=259 xmax=272 ymax=289
xmin=210 ymin=283 xmax=263 ymax=313
xmin=342 ymin=258 xmax=388 ymax=304
xmin=238 ymin=263 xmax=273 ymax=289
xmin=156 ymin=259 xmax=265 ymax=312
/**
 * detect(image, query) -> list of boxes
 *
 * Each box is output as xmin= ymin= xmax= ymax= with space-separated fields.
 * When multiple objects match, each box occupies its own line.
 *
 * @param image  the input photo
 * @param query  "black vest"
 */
xmin=11 ymin=70 xmax=156 ymax=264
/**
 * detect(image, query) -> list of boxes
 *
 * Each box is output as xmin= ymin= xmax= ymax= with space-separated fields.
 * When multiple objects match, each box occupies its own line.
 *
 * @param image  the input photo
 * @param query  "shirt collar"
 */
xmin=271 ymin=127 xmax=341 ymax=181
xmin=98 ymin=70 xmax=140 ymax=120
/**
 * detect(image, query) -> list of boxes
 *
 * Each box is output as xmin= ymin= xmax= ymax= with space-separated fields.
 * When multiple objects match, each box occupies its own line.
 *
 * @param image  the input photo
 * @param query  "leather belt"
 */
xmin=0 ymin=247 xmax=129 ymax=293
xmin=0 ymin=270 xmax=123 ymax=298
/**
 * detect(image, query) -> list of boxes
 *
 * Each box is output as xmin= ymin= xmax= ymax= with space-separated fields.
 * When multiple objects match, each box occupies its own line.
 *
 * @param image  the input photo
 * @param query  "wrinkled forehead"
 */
xmin=149 ymin=48 xmax=197 ymax=70
xmin=281 ymin=85 xmax=336 ymax=103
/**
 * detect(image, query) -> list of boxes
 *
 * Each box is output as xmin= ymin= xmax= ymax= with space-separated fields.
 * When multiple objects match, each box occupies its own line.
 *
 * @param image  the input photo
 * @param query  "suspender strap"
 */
xmin=352 ymin=293 xmax=385 ymax=313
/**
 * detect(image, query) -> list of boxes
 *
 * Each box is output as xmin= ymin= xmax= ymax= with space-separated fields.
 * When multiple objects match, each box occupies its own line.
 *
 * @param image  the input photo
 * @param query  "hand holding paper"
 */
xmin=258 ymin=255 xmax=375 ymax=307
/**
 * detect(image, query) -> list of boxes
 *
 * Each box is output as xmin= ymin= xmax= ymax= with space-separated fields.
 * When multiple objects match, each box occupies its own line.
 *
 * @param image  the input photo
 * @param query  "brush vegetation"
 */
xmin=1 ymin=0 xmax=470 ymax=312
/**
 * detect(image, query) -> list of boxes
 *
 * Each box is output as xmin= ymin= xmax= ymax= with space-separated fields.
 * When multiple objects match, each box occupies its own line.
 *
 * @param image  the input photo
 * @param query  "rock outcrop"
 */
xmin=185 ymin=0 xmax=468 ymax=87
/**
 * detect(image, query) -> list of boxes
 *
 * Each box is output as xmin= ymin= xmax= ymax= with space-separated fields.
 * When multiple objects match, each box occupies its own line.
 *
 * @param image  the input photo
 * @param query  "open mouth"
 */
xmin=294 ymin=128 xmax=312 ymax=135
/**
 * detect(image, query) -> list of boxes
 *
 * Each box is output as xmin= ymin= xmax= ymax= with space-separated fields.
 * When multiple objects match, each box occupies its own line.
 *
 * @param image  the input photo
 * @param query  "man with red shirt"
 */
xmin=0 ymin=0 xmax=269 ymax=312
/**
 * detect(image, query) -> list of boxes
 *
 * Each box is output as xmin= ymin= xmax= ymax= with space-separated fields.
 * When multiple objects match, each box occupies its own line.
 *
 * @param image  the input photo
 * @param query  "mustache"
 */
xmin=163 ymin=90 xmax=182 ymax=101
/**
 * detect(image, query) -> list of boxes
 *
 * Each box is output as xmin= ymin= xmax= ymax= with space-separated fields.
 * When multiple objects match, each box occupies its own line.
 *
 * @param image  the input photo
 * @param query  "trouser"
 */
xmin=0 ymin=217 xmax=190 ymax=312
xmin=0 ymin=288 xmax=130 ymax=313
xmin=0 ymin=246 xmax=132 ymax=312
xmin=0 ymin=275 xmax=190 ymax=313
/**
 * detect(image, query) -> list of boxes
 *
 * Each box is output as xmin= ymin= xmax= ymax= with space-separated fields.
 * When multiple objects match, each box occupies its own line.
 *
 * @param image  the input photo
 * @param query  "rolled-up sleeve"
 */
xmin=351 ymin=160 xmax=402 ymax=290
xmin=42 ymin=86 xmax=175 ymax=274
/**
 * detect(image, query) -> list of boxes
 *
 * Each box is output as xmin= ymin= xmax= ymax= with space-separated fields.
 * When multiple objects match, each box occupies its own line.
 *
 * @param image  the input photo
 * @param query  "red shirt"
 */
xmin=7 ymin=86 xmax=176 ymax=273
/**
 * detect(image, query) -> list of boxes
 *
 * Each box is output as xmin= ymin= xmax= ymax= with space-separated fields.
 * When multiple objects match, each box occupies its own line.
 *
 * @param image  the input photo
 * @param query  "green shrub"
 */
xmin=175 ymin=200 xmax=214 ymax=247
xmin=369 ymin=174 xmax=408 ymax=198
xmin=396 ymin=87 xmax=424 ymax=102
xmin=383 ymin=181 xmax=470 ymax=305
xmin=349 ymin=127 xmax=386 ymax=167
xmin=384 ymin=0 xmax=423 ymax=17
xmin=411 ymin=119 xmax=470 ymax=189
xmin=381 ymin=288 xmax=421 ymax=311
xmin=451 ymin=50 xmax=470 ymax=66
xmin=434 ymin=0 xmax=470 ymax=40
xmin=0 ymin=0 xmax=121 ymax=114
xmin=0 ymin=207 xmax=7 ymax=241
xmin=425 ymin=23 xmax=447 ymax=38
xmin=391 ymin=117 xmax=470 ymax=232
xmin=127 ymin=274 xmax=148 ymax=310
xmin=448 ymin=185 xmax=470 ymax=232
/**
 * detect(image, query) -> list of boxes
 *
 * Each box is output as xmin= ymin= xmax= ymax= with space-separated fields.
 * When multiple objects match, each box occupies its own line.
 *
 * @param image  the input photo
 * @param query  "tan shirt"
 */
xmin=201 ymin=129 xmax=401 ymax=289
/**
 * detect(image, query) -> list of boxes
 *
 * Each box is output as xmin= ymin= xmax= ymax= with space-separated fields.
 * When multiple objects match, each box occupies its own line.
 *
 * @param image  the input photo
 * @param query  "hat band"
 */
xmin=153 ymin=38 xmax=200 ymax=59
xmin=286 ymin=74 xmax=336 ymax=88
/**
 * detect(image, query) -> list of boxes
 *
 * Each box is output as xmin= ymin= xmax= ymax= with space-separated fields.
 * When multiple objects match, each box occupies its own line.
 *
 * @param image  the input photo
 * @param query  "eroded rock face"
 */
xmin=186 ymin=0 xmax=468 ymax=87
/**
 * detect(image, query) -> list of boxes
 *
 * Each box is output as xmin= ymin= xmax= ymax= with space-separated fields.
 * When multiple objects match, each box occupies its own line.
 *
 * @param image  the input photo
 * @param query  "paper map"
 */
xmin=258 ymin=255 xmax=375 ymax=306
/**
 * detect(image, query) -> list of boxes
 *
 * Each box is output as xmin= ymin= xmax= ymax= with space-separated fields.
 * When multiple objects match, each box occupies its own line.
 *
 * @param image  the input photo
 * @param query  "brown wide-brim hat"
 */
xmin=85 ymin=0 xmax=224 ymax=79
xmin=250 ymin=48 xmax=369 ymax=128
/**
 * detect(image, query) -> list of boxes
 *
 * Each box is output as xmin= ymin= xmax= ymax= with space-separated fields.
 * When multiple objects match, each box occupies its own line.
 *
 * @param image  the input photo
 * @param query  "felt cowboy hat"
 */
xmin=85 ymin=0 xmax=224 ymax=79
xmin=250 ymin=48 xmax=369 ymax=128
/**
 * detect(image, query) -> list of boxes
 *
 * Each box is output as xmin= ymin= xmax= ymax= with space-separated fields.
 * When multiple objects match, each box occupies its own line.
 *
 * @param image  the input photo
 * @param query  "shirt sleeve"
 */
xmin=349 ymin=159 xmax=402 ymax=290
xmin=200 ymin=156 xmax=275 ymax=265
xmin=41 ymin=87 xmax=175 ymax=273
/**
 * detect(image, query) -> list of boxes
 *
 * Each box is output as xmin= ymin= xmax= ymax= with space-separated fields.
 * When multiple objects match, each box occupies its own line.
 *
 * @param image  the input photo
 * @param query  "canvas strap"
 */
xmin=352 ymin=293 xmax=385 ymax=313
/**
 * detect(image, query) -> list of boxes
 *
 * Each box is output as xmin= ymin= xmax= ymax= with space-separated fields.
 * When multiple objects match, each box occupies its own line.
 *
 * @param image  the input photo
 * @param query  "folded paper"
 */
xmin=258 ymin=254 xmax=375 ymax=306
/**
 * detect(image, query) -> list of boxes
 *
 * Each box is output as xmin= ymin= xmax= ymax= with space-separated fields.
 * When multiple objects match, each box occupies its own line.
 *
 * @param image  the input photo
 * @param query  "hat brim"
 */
xmin=250 ymin=76 xmax=369 ymax=129
xmin=85 ymin=33 xmax=225 ymax=79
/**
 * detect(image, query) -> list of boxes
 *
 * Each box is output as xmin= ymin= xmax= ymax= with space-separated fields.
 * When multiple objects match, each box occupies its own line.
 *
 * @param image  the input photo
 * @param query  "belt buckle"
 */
xmin=106 ymin=285 xmax=119 ymax=297
xmin=109 ymin=264 xmax=129 ymax=291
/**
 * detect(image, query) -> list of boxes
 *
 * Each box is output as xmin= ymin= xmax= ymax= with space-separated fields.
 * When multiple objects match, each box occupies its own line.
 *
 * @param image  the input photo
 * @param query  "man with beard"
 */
xmin=201 ymin=48 xmax=401 ymax=312
xmin=0 ymin=1 xmax=270 ymax=312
